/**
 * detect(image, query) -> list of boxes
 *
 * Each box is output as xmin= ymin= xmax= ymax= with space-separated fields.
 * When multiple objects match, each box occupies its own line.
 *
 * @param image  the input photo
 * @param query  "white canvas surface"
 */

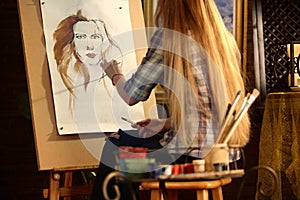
xmin=40 ymin=0 xmax=147 ymax=135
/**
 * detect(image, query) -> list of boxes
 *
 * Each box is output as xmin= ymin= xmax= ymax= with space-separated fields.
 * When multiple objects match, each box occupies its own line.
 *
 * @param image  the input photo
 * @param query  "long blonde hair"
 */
xmin=155 ymin=0 xmax=250 ymax=146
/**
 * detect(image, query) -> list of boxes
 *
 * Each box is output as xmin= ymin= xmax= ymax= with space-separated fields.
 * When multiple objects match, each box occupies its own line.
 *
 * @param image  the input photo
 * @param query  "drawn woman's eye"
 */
xmin=91 ymin=33 xmax=102 ymax=40
xmin=75 ymin=33 xmax=87 ymax=39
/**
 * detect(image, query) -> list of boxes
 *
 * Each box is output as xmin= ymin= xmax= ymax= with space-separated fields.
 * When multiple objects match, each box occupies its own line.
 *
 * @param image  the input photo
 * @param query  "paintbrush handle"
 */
xmin=234 ymin=97 xmax=247 ymax=120
xmin=221 ymin=103 xmax=250 ymax=144
xmin=216 ymin=90 xmax=241 ymax=143
xmin=222 ymin=94 xmax=256 ymax=144
xmin=221 ymin=89 xmax=259 ymax=144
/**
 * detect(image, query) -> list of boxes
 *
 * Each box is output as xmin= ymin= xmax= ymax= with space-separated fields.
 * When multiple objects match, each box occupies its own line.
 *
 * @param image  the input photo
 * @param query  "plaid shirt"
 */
xmin=124 ymin=29 xmax=216 ymax=158
xmin=124 ymin=29 xmax=164 ymax=101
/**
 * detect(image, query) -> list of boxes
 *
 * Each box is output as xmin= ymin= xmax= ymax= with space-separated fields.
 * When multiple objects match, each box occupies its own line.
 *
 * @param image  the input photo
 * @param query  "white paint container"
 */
xmin=192 ymin=159 xmax=205 ymax=173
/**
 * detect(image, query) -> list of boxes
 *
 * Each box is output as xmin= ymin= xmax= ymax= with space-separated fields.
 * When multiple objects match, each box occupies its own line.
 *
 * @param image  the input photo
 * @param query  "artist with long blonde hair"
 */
xmin=92 ymin=0 xmax=250 ymax=199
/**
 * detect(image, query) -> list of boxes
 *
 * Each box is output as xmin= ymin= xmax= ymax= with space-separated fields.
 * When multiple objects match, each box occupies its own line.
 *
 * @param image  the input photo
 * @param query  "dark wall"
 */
xmin=0 ymin=1 xmax=49 ymax=200
xmin=0 ymin=0 xmax=261 ymax=200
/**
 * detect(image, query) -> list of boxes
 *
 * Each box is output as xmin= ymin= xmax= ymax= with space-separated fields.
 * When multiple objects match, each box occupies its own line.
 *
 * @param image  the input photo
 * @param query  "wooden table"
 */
xmin=104 ymin=170 xmax=244 ymax=200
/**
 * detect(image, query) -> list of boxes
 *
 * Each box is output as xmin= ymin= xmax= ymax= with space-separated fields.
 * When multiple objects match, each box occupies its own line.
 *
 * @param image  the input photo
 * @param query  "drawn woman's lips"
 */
xmin=86 ymin=53 xmax=96 ymax=58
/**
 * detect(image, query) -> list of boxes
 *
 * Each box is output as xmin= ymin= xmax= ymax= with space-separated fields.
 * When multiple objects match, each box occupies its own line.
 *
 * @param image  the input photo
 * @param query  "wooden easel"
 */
xmin=43 ymin=167 xmax=98 ymax=200
xmin=17 ymin=1 xmax=150 ymax=199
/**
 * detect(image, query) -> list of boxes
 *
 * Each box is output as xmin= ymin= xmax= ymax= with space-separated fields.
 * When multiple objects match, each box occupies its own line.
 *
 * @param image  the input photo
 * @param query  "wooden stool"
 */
xmin=140 ymin=177 xmax=232 ymax=200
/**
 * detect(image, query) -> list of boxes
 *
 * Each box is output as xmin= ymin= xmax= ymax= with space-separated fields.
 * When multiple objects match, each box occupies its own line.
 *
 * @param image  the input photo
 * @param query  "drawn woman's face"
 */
xmin=73 ymin=21 xmax=104 ymax=65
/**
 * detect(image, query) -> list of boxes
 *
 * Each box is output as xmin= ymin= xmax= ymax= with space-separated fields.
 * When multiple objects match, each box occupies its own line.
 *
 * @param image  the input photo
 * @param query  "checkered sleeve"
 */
xmin=124 ymin=29 xmax=164 ymax=101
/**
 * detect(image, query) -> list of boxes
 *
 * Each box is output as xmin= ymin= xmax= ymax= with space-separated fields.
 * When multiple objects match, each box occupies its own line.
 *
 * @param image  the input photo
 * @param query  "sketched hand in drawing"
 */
xmin=53 ymin=10 xmax=122 ymax=95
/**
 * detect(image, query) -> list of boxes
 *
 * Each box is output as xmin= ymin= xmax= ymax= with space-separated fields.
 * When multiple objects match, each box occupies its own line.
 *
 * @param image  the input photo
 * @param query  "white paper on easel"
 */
xmin=39 ymin=0 xmax=149 ymax=135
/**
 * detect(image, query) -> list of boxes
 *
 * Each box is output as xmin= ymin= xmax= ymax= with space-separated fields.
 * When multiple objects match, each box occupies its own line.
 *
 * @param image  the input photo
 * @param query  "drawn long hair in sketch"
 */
xmin=53 ymin=10 xmax=123 ymax=106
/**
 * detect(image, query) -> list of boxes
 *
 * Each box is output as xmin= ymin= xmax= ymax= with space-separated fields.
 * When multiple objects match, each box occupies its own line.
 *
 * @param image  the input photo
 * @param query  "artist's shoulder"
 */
xmin=149 ymin=28 xmax=163 ymax=48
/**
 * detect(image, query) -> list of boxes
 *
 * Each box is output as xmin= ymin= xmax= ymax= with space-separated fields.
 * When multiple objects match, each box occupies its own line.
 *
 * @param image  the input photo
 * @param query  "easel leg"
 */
xmin=49 ymin=171 xmax=60 ymax=200
xmin=44 ymin=170 xmax=94 ymax=199
xmin=63 ymin=172 xmax=73 ymax=200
